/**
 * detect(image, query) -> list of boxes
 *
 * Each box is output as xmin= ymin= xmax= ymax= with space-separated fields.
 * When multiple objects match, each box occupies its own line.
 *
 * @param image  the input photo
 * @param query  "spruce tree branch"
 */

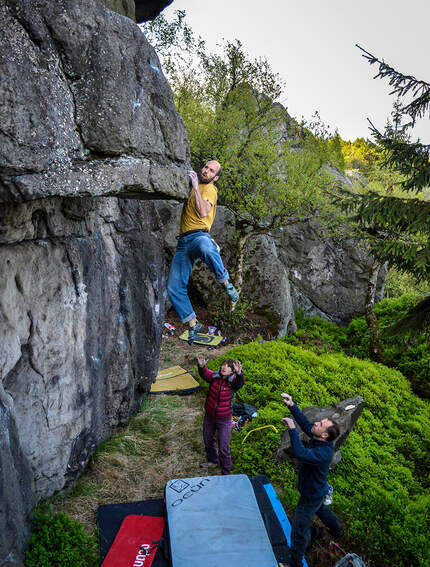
xmin=357 ymin=44 xmax=430 ymax=122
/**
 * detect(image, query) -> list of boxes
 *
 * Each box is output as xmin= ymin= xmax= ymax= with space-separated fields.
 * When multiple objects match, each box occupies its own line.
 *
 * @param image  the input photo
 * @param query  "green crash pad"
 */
xmin=179 ymin=331 xmax=224 ymax=345
xmin=151 ymin=365 xmax=200 ymax=395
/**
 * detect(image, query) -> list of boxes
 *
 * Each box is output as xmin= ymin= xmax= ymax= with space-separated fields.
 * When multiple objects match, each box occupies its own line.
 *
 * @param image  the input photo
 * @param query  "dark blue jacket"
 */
xmin=288 ymin=403 xmax=333 ymax=500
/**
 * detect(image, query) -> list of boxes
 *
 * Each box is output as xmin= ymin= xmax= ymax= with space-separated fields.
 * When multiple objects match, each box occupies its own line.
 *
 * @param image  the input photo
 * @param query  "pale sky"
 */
xmin=162 ymin=0 xmax=430 ymax=142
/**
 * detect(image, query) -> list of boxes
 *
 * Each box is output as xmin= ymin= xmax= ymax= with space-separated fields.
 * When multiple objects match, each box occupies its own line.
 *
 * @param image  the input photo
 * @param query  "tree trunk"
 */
xmin=230 ymin=227 xmax=250 ymax=312
xmin=365 ymin=258 xmax=384 ymax=363
xmin=233 ymin=231 xmax=248 ymax=294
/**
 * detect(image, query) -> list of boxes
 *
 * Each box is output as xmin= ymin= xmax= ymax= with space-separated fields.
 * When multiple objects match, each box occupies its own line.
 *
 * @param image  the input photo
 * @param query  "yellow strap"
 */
xmin=241 ymin=425 xmax=279 ymax=444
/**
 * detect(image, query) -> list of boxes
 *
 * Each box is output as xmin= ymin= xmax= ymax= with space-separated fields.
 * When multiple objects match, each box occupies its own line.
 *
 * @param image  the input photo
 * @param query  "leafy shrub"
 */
xmin=346 ymin=294 xmax=429 ymax=397
xmin=286 ymin=295 xmax=430 ymax=397
xmin=25 ymin=508 xmax=98 ymax=567
xmin=209 ymin=294 xmax=256 ymax=338
xmin=384 ymin=267 xmax=429 ymax=298
xmin=288 ymin=310 xmax=348 ymax=354
xmin=211 ymin=340 xmax=430 ymax=567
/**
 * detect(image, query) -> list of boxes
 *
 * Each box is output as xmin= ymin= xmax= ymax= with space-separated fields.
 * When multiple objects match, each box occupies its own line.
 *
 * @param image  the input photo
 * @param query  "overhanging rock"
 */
xmin=0 ymin=0 xmax=189 ymax=203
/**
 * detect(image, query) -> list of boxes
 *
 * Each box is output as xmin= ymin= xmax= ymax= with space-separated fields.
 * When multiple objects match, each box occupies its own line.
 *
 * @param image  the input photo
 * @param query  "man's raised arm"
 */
xmin=281 ymin=393 xmax=314 ymax=437
xmin=189 ymin=171 xmax=212 ymax=218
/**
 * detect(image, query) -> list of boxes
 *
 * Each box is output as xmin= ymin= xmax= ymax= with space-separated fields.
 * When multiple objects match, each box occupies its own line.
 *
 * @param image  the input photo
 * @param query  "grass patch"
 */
xmin=51 ymin=392 xmax=207 ymax=528
xmin=25 ymin=508 xmax=98 ymax=567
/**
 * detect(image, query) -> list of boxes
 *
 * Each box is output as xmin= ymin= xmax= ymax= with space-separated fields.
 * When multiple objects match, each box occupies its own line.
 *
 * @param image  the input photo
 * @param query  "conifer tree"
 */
xmin=345 ymin=47 xmax=430 ymax=331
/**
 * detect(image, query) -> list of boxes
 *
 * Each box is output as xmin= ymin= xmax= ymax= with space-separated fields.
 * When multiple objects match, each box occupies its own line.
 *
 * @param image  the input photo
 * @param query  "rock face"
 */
xmin=101 ymin=0 xmax=136 ymax=21
xmin=274 ymin=396 xmax=364 ymax=469
xmin=156 ymin=201 xmax=385 ymax=333
xmin=1 ymin=197 xmax=166 ymax=498
xmin=1 ymin=1 xmax=189 ymax=564
xmin=135 ymin=0 xmax=173 ymax=23
xmin=102 ymin=0 xmax=136 ymax=20
xmin=277 ymin=222 xmax=387 ymax=324
xmin=0 ymin=389 xmax=35 ymax=567
xmin=0 ymin=0 xmax=189 ymax=203
xmin=0 ymin=197 xmax=166 ymax=564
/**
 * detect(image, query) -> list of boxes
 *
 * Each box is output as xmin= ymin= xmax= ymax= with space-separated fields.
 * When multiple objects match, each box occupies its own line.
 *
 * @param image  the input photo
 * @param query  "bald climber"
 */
xmin=167 ymin=161 xmax=239 ymax=344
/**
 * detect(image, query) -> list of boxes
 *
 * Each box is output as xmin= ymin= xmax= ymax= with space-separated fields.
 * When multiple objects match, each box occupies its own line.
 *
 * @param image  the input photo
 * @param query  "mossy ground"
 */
xmin=48 ymin=305 xmax=429 ymax=567
xmin=47 ymin=332 xmax=344 ymax=567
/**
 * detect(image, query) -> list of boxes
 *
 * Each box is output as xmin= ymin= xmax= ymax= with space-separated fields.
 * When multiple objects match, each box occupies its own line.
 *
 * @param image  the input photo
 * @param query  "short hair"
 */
xmin=326 ymin=420 xmax=340 ymax=442
xmin=221 ymin=358 xmax=235 ymax=372
xmin=216 ymin=166 xmax=222 ymax=178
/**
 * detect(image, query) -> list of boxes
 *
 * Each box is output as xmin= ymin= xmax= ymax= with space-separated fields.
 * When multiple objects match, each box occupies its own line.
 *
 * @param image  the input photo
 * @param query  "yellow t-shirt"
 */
xmin=180 ymin=183 xmax=218 ymax=234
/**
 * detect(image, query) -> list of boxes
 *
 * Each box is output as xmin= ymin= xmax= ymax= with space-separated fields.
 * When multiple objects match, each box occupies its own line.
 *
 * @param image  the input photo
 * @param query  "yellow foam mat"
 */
xmin=156 ymin=365 xmax=188 ymax=380
xmin=179 ymin=332 xmax=224 ymax=345
xmin=151 ymin=365 xmax=200 ymax=394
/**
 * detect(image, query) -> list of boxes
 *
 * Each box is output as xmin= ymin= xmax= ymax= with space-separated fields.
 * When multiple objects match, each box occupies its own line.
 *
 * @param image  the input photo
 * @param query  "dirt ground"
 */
xmin=159 ymin=307 xmax=236 ymax=370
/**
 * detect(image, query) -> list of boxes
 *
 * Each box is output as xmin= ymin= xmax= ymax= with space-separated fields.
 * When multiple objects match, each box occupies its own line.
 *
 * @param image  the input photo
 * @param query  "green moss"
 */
xmin=214 ymin=339 xmax=430 ymax=567
xmin=285 ymin=295 xmax=430 ymax=397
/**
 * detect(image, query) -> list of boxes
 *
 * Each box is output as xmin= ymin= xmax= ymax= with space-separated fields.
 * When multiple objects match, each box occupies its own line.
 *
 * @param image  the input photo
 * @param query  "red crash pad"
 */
xmin=101 ymin=514 xmax=165 ymax=567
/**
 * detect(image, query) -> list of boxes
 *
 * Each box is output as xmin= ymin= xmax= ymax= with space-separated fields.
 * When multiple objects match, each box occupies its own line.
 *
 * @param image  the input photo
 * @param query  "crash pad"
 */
xmin=151 ymin=365 xmax=200 ymax=395
xmin=97 ymin=476 xmax=306 ymax=567
xmin=165 ymin=474 xmax=279 ymax=567
xmin=97 ymin=499 xmax=167 ymax=565
xmin=100 ymin=514 xmax=165 ymax=567
xmin=179 ymin=331 xmax=224 ymax=345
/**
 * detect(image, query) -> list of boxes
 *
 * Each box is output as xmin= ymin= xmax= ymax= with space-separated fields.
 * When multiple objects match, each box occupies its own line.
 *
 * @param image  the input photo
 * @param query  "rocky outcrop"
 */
xmin=274 ymin=396 xmax=364 ymax=469
xmin=135 ymin=0 xmax=173 ymax=23
xmin=156 ymin=200 xmax=385 ymax=333
xmin=0 ymin=0 xmax=189 ymax=203
xmin=1 ymin=1 xmax=189 ymax=563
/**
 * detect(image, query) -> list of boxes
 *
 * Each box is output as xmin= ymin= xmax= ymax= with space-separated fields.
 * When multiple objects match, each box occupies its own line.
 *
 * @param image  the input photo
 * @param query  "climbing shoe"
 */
xmin=188 ymin=321 xmax=204 ymax=345
xmin=225 ymin=283 xmax=239 ymax=302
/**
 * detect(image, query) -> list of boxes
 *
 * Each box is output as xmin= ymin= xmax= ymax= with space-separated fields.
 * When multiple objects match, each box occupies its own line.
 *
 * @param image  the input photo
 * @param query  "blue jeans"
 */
xmin=290 ymin=495 xmax=342 ymax=567
xmin=167 ymin=231 xmax=229 ymax=323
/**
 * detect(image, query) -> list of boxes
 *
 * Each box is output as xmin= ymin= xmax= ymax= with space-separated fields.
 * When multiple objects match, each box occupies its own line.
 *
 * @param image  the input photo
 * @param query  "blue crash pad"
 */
xmin=165 ymin=474 xmax=279 ymax=567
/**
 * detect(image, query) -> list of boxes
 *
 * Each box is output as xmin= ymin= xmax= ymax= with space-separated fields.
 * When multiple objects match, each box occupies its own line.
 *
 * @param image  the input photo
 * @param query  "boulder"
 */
xmin=1 ymin=197 xmax=166 ymax=500
xmin=274 ymin=396 xmax=364 ymax=469
xmin=0 ymin=0 xmax=189 ymax=203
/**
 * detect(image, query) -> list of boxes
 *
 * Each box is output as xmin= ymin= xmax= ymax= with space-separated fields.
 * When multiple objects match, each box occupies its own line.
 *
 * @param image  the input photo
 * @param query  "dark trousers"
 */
xmin=202 ymin=414 xmax=232 ymax=475
xmin=290 ymin=495 xmax=342 ymax=567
